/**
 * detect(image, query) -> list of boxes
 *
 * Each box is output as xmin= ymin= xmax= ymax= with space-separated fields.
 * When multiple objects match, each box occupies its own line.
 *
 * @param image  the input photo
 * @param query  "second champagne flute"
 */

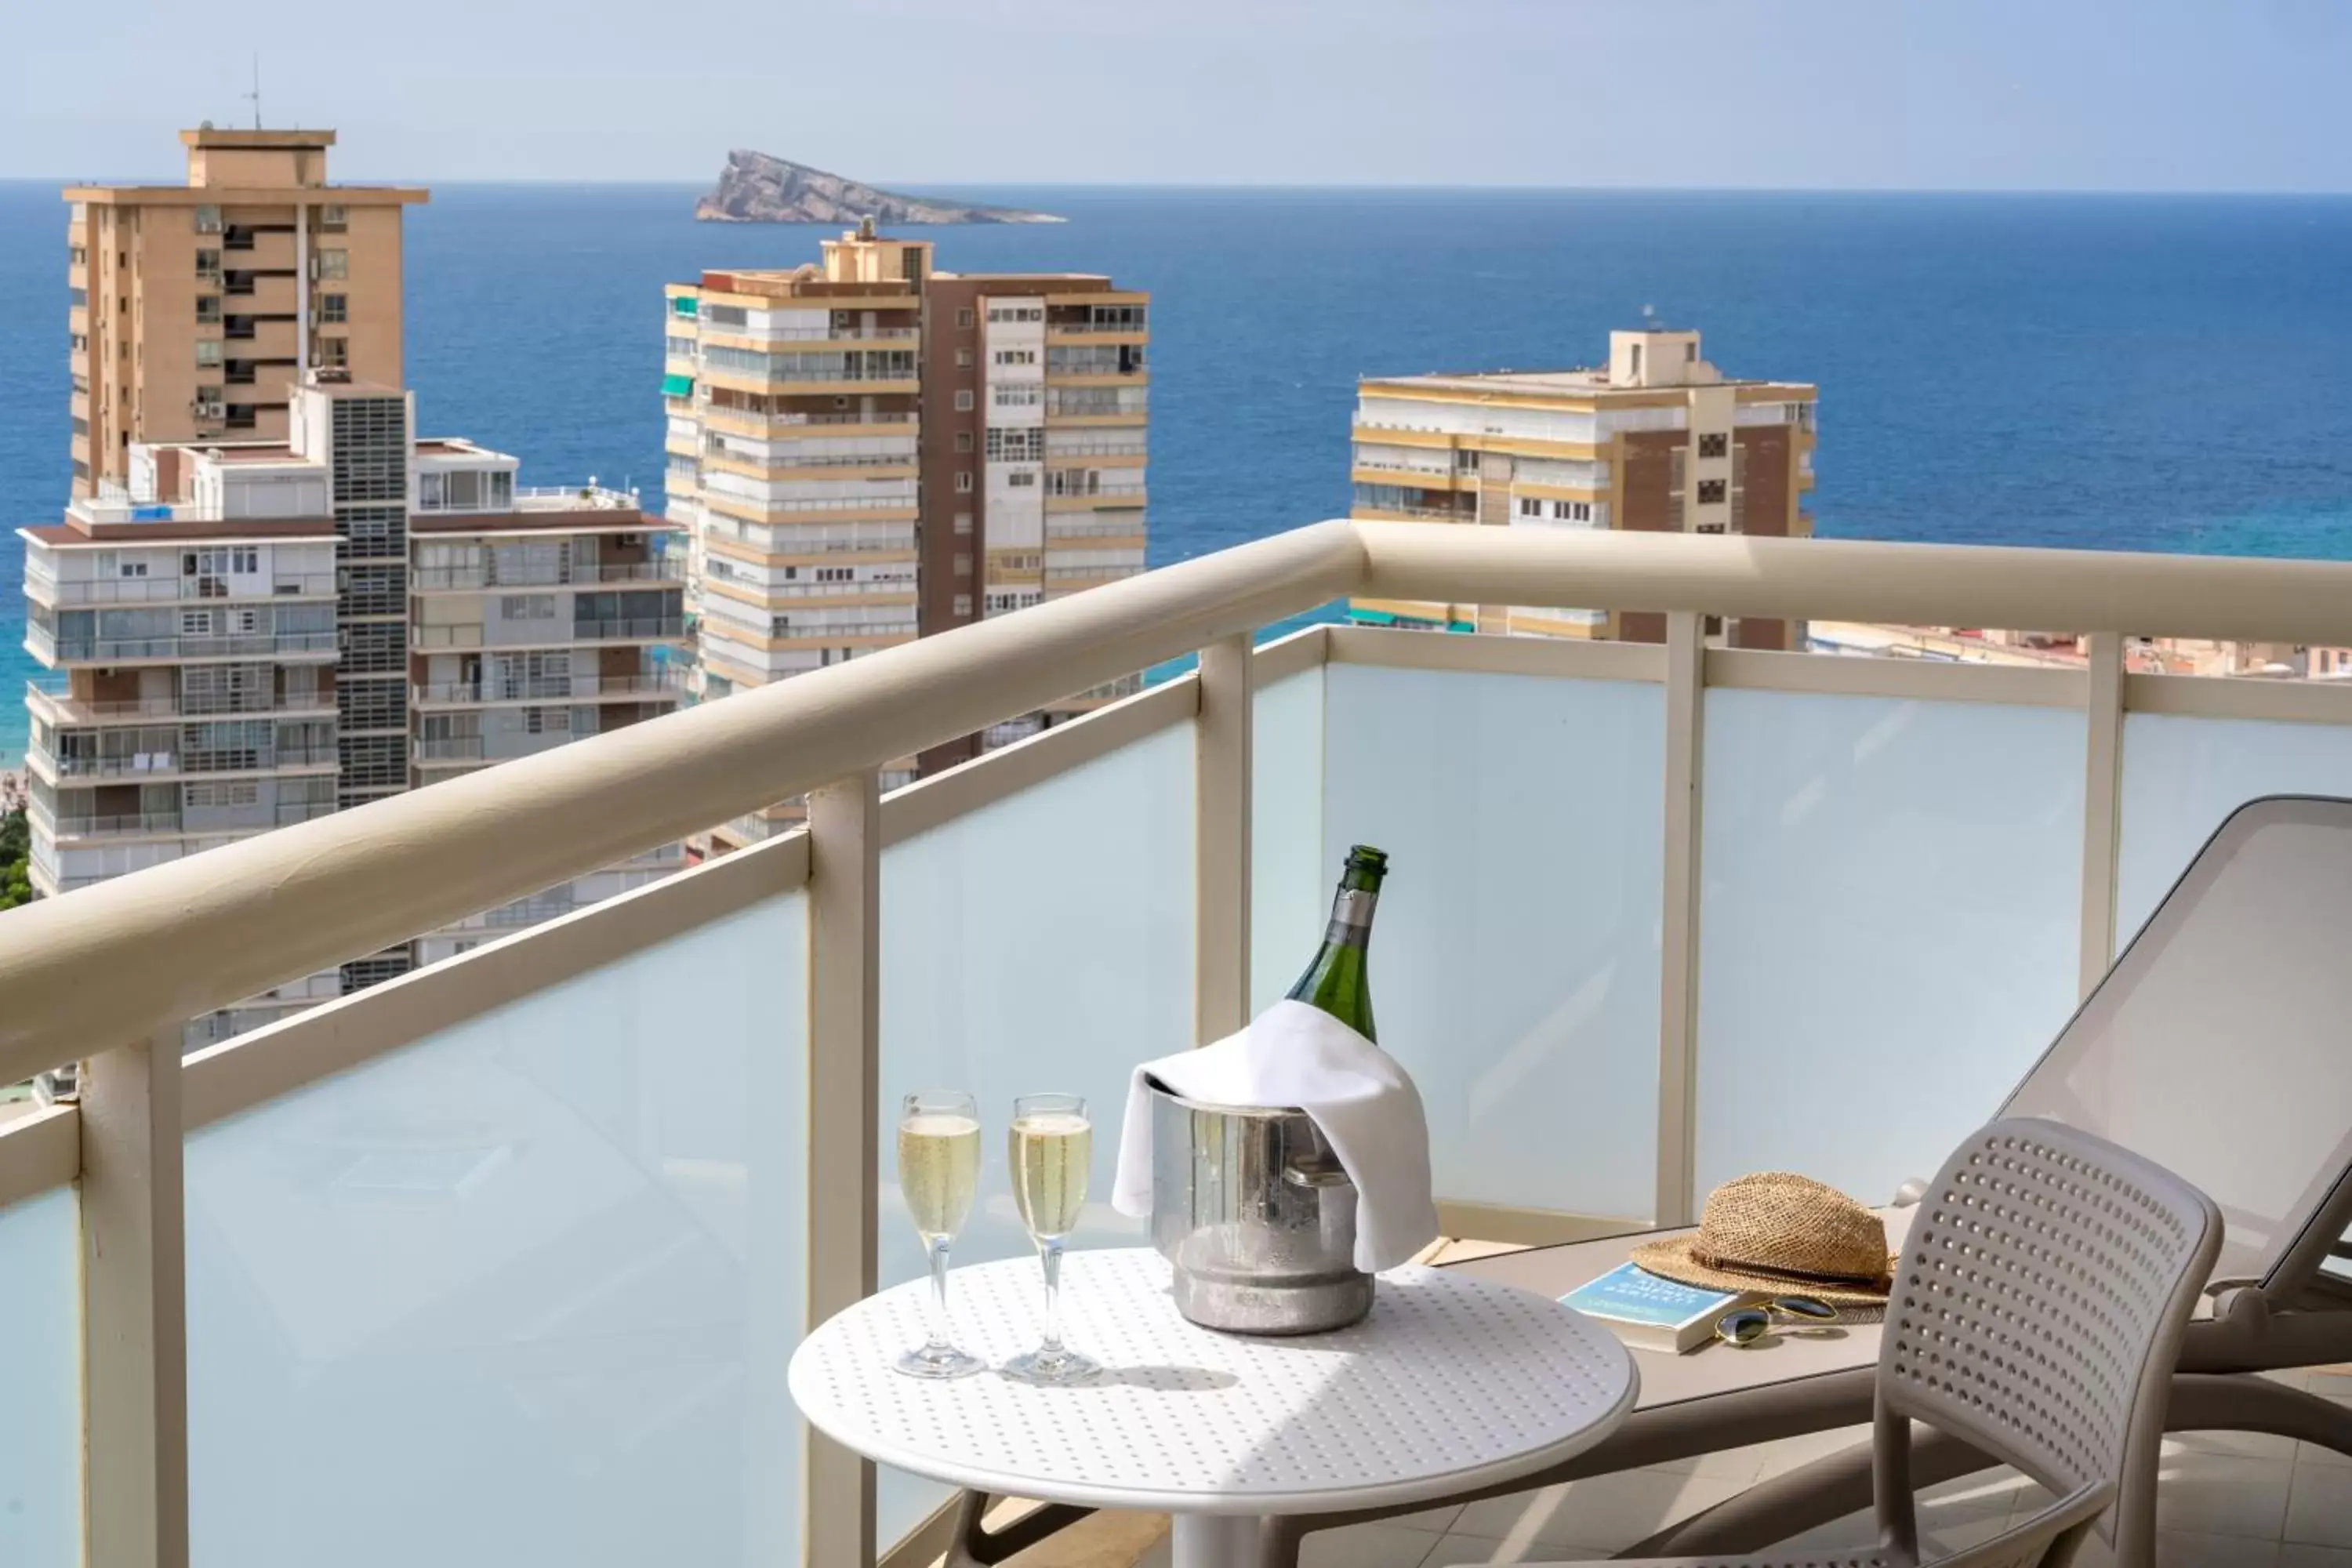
xmin=1002 ymin=1092 xmax=1099 ymax=1385
xmin=894 ymin=1091 xmax=985 ymax=1379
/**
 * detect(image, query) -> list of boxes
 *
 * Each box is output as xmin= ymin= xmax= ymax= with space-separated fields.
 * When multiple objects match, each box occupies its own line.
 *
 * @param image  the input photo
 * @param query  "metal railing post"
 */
xmin=2079 ymin=631 xmax=2126 ymax=995
xmin=805 ymin=774 xmax=880 ymax=1566
xmin=81 ymin=1033 xmax=190 ymax=1568
xmin=1655 ymin=613 xmax=1707 ymax=1229
xmin=1196 ymin=634 xmax=1254 ymax=1043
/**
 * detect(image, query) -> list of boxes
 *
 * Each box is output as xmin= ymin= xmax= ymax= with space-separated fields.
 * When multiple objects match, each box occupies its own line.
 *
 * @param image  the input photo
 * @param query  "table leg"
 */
xmin=1169 ymin=1513 xmax=1269 ymax=1567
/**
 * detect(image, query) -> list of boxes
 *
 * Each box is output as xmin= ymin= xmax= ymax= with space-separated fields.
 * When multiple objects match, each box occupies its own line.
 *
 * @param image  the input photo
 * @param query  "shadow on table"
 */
xmin=1095 ymin=1364 xmax=1242 ymax=1392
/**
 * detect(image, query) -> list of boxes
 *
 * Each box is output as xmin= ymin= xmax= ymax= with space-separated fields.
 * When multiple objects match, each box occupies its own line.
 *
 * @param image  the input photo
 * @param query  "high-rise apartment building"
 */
xmin=1349 ymin=327 xmax=1816 ymax=647
xmin=26 ymin=126 xmax=681 ymax=1051
xmin=67 ymin=128 xmax=423 ymax=496
xmin=662 ymin=222 xmax=1148 ymax=848
xmin=19 ymin=385 xmax=688 ymax=1041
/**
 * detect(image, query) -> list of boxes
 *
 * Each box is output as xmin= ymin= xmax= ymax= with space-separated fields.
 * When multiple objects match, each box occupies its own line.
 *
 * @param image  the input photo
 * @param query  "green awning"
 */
xmin=661 ymin=373 xmax=694 ymax=398
xmin=671 ymin=296 xmax=698 ymax=318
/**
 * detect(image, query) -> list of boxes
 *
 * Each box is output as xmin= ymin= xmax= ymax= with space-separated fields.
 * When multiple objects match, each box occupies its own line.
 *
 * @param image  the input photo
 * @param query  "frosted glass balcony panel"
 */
xmin=184 ymin=889 xmax=808 ymax=1568
xmin=1696 ymin=692 xmax=2083 ymax=1203
xmin=1251 ymin=663 xmax=1328 ymax=1015
xmin=1320 ymin=662 xmax=1666 ymax=1225
xmin=2116 ymin=712 xmax=2352 ymax=943
xmin=878 ymin=722 xmax=1194 ymax=1546
xmin=0 ymin=1189 xmax=81 ymax=1568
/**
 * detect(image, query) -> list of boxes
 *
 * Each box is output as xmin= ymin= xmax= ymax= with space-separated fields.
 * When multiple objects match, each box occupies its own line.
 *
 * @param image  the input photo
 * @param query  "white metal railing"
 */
xmin=410 ymin=560 xmax=684 ymax=590
xmin=702 ymin=410 xmax=920 ymax=432
xmin=1047 ymin=517 xmax=1149 ymax=540
xmin=704 ymin=492 xmax=920 ymax=517
xmin=40 ymin=746 xmax=336 ymax=779
xmin=514 ymin=485 xmax=641 ymax=512
xmin=24 ymin=522 xmax=2352 ymax=1568
xmin=25 ymin=681 xmax=331 ymax=724
xmin=29 ymin=628 xmax=339 ymax=662
xmin=412 ymin=671 xmax=684 ymax=703
xmin=28 ymin=572 xmax=339 ymax=605
xmin=700 ymin=325 xmax=920 ymax=343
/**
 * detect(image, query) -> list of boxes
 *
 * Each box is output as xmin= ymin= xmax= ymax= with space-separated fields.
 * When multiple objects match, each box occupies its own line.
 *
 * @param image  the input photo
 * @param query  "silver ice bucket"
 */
xmin=1148 ymin=1080 xmax=1373 ymax=1335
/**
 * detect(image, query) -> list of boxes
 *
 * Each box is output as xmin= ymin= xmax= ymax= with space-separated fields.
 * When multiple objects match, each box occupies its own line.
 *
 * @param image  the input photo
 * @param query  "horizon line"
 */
xmin=4 ymin=176 xmax=2352 ymax=200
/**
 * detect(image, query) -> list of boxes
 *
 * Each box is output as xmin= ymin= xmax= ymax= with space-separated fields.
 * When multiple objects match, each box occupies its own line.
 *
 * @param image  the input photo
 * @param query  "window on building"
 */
xmin=1697 ymin=432 xmax=1728 ymax=459
xmin=956 ymin=307 xmax=975 ymax=328
xmin=993 ymin=384 xmax=1042 ymax=408
xmin=500 ymin=594 xmax=557 ymax=620
xmin=194 ymin=205 xmax=222 ymax=234
xmin=956 ymin=348 xmax=975 ymax=368
xmin=954 ymin=471 xmax=974 ymax=494
xmin=195 ymin=296 xmax=220 ymax=324
xmin=319 ymin=204 xmax=348 ymax=231
xmin=1007 ymin=470 xmax=1037 ymax=488
xmin=955 ymin=431 xmax=975 ymax=452
xmin=1697 ymin=479 xmax=1727 ymax=505
xmin=194 ymin=249 xmax=221 ymax=280
xmin=195 ymin=340 xmax=222 ymax=368
xmin=953 ymin=511 xmax=974 ymax=535
xmin=319 ymin=293 xmax=348 ymax=324
xmin=318 ymin=248 xmax=348 ymax=280
xmin=953 ymin=553 xmax=973 ymax=575
xmin=1454 ymin=449 xmax=1480 ymax=474
xmin=954 ymin=390 xmax=975 ymax=412
xmin=953 ymin=593 xmax=973 ymax=616
xmin=1518 ymin=496 xmax=1541 ymax=517
xmin=317 ymin=337 xmax=348 ymax=370
xmin=1548 ymin=500 xmax=1592 ymax=523
xmin=992 ymin=347 xmax=1039 ymax=367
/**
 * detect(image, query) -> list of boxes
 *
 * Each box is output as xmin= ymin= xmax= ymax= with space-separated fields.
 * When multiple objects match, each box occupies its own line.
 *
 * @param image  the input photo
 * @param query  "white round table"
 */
xmin=789 ymin=1248 xmax=1639 ymax=1567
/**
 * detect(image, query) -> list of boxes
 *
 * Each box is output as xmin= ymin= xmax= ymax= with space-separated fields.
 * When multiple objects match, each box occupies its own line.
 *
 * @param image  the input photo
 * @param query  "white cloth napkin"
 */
xmin=1111 ymin=999 xmax=1440 ymax=1272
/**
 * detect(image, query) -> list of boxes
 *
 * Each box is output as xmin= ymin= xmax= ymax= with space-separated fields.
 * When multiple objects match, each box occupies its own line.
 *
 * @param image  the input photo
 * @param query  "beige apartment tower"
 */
xmin=67 ymin=128 xmax=424 ymax=496
xmin=1349 ymin=327 xmax=1816 ymax=647
xmin=26 ymin=127 xmax=681 ymax=1054
xmin=663 ymin=223 xmax=1148 ymax=848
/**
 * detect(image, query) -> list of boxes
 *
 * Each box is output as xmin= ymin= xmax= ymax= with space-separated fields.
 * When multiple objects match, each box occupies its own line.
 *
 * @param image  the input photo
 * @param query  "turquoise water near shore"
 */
xmin=5 ymin=183 xmax=2352 ymax=764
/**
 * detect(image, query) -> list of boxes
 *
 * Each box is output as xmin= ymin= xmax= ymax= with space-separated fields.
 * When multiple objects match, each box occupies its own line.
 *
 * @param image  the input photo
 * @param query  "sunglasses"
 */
xmin=1715 ymin=1295 xmax=1841 ymax=1347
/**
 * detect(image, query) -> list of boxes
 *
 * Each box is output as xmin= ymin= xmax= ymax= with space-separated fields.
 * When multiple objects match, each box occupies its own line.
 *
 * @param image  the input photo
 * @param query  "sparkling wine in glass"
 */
xmin=1001 ymin=1092 xmax=1099 ymax=1385
xmin=894 ymin=1091 xmax=984 ymax=1379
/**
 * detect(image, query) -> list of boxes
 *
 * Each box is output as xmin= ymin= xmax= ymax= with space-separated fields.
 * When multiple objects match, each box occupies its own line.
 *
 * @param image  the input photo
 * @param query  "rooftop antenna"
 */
xmin=242 ymin=55 xmax=263 ymax=130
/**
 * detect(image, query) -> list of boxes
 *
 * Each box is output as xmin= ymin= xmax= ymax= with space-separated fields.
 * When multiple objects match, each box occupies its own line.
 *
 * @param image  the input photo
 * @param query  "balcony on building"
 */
xmin=8 ymin=520 xmax=2352 ymax=1568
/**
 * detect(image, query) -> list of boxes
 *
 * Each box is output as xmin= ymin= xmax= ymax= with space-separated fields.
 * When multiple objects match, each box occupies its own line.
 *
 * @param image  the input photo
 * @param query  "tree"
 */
xmin=0 ymin=808 xmax=31 ymax=911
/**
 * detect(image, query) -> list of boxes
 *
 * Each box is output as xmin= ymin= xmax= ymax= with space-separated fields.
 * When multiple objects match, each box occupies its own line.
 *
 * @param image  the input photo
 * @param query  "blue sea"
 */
xmin=6 ymin=183 xmax=2352 ymax=764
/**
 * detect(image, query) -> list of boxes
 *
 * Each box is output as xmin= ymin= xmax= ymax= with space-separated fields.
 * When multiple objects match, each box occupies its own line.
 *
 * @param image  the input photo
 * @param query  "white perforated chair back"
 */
xmin=1876 ymin=1118 xmax=2222 ymax=1565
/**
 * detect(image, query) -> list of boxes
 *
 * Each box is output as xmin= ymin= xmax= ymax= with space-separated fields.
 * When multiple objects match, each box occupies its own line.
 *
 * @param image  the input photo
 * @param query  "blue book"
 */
xmin=1561 ymin=1261 xmax=1747 ymax=1354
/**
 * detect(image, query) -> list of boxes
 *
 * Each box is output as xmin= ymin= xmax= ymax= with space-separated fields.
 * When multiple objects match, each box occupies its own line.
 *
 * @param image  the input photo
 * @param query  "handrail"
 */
xmin=0 ymin=521 xmax=1363 ymax=1080
xmin=1348 ymin=523 xmax=2352 ymax=646
xmin=19 ymin=518 xmax=2352 ymax=1081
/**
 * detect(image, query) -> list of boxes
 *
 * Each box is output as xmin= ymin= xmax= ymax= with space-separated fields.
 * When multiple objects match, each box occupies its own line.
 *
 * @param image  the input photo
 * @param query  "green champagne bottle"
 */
xmin=1286 ymin=845 xmax=1388 ymax=1041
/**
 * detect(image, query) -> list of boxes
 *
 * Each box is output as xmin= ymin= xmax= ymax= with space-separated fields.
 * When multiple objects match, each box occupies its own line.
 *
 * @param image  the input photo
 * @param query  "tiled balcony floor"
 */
xmin=998 ymin=1370 xmax=2352 ymax=1568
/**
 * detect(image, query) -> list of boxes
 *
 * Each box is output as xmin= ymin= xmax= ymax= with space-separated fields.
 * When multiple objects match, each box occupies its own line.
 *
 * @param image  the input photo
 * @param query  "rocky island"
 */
xmin=695 ymin=151 xmax=1062 ymax=225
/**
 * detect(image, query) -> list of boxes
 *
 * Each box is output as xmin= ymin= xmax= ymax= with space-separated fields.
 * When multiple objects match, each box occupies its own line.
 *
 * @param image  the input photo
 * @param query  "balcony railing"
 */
xmin=24 ymin=680 xmax=337 ymax=726
xmin=17 ymin=521 xmax=2352 ymax=1567
xmin=38 ymin=746 xmax=338 ymax=780
xmin=27 ymin=628 xmax=339 ymax=662
xmin=512 ymin=485 xmax=641 ymax=513
xmin=25 ymin=571 xmax=337 ymax=605
xmin=412 ymin=671 xmax=686 ymax=704
xmin=410 ymin=559 xmax=684 ymax=590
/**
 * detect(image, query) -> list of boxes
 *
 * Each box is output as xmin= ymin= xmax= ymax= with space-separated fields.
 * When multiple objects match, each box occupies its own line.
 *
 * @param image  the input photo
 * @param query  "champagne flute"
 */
xmin=893 ymin=1091 xmax=985 ymax=1379
xmin=1001 ymin=1092 xmax=1099 ymax=1385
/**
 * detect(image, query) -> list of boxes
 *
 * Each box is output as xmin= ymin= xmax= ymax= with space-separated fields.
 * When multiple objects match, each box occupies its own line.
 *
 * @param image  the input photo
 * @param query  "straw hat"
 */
xmin=1631 ymin=1171 xmax=1894 ymax=1307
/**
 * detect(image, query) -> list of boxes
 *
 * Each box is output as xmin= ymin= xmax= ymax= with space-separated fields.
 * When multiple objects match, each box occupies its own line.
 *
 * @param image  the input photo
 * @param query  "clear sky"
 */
xmin=7 ymin=0 xmax=2349 ymax=190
